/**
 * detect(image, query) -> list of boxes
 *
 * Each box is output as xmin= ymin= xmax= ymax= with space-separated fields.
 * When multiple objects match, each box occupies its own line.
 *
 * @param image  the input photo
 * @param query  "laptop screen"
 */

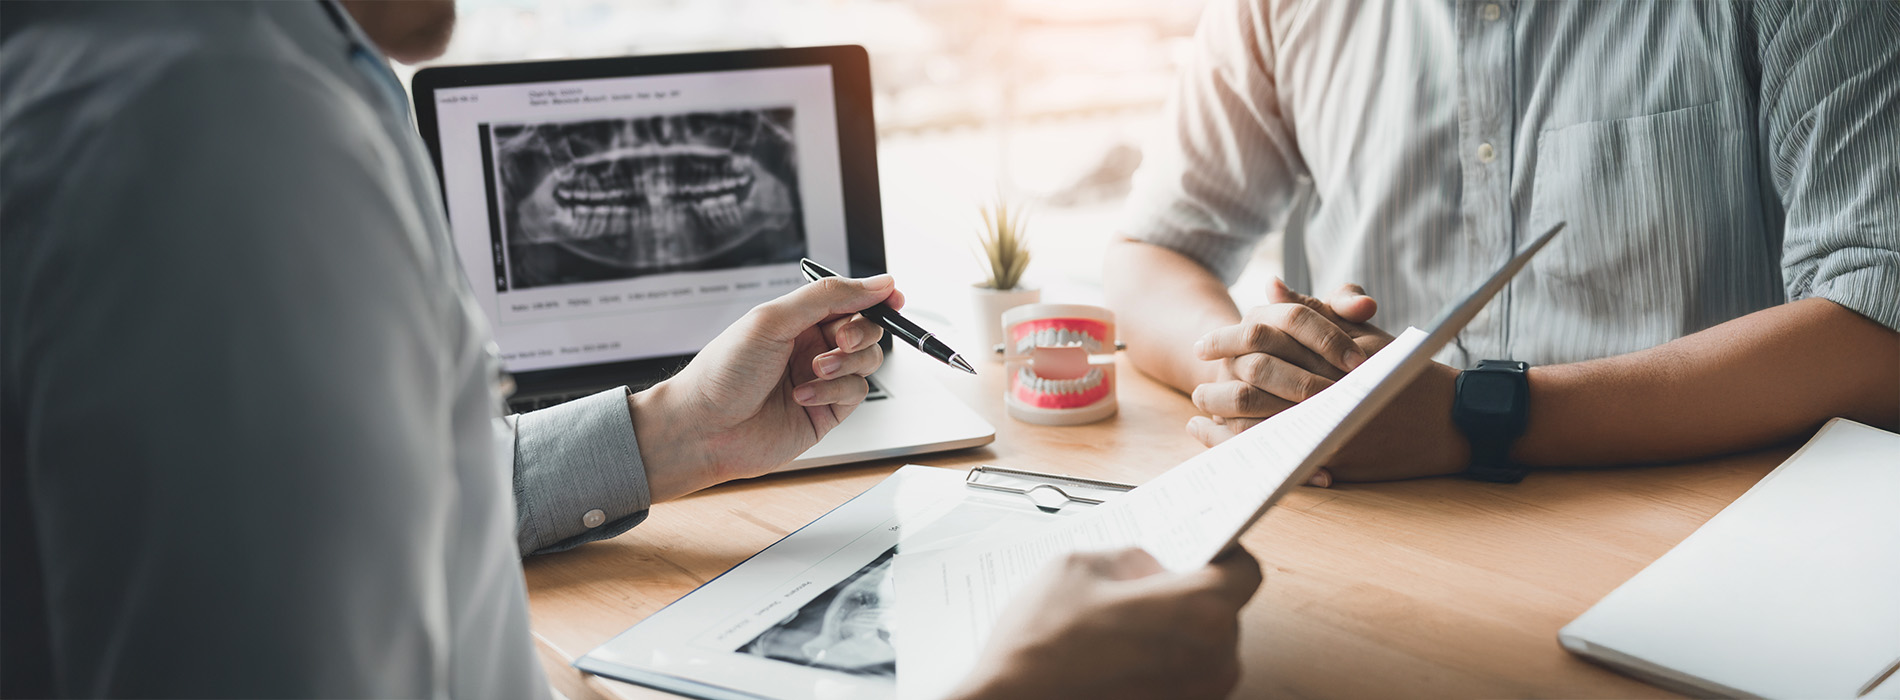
xmin=427 ymin=63 xmax=854 ymax=374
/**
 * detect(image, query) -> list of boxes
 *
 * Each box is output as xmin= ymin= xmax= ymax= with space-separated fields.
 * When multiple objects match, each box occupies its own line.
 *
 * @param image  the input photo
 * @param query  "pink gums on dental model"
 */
xmin=1001 ymin=304 xmax=1118 ymax=425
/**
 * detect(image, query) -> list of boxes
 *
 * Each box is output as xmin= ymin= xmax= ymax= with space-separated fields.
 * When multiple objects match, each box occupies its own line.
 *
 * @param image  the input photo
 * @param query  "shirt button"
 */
xmin=1477 ymin=142 xmax=1497 ymax=163
xmin=582 ymin=509 xmax=606 ymax=528
xmin=1482 ymin=3 xmax=1502 ymax=21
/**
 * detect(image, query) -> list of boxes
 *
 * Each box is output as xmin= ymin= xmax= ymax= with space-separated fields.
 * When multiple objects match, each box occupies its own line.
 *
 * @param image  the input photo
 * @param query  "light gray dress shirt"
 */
xmin=1125 ymin=0 xmax=1899 ymax=366
xmin=2 ymin=2 xmax=651 ymax=696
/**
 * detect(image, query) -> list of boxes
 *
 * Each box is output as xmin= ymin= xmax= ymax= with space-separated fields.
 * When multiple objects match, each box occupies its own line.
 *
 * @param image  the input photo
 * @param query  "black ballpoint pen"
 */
xmin=799 ymin=258 xmax=977 ymax=375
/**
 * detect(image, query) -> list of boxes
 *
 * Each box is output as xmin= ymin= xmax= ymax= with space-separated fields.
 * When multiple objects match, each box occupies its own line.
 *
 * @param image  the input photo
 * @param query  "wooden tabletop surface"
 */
xmin=521 ymin=354 xmax=1793 ymax=700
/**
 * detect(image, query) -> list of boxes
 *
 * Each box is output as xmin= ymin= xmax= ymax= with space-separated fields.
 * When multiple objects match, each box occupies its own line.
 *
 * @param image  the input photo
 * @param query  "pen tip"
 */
xmin=950 ymin=354 xmax=976 ymax=375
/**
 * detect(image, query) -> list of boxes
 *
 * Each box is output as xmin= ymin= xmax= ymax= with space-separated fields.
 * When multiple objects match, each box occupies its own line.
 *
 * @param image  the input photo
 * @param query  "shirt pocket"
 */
xmin=1523 ymin=100 xmax=1740 ymax=359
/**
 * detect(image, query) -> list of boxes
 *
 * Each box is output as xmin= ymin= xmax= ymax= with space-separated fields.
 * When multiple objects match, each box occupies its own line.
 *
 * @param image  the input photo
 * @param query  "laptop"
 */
xmin=411 ymin=46 xmax=994 ymax=470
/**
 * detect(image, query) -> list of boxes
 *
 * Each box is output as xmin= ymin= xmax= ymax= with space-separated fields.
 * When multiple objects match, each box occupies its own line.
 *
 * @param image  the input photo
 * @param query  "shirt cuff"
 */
xmin=1810 ymin=258 xmax=1900 ymax=332
xmin=511 ymin=387 xmax=650 ymax=555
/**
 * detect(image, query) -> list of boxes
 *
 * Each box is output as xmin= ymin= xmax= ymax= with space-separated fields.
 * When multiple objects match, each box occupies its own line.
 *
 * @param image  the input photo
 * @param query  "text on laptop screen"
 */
xmin=430 ymin=65 xmax=849 ymax=372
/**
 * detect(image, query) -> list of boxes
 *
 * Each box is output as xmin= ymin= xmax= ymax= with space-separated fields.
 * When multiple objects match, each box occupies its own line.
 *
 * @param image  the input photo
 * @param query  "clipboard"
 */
xmin=963 ymin=465 xmax=1133 ymax=512
xmin=575 ymin=464 xmax=1131 ymax=700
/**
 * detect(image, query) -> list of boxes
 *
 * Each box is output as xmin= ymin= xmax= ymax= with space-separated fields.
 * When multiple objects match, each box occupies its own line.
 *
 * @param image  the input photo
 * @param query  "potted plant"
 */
xmin=972 ymin=195 xmax=1039 ymax=360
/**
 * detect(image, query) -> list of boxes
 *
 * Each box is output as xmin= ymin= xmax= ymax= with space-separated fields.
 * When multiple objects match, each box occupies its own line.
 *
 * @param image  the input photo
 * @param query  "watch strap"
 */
xmin=1464 ymin=446 xmax=1526 ymax=483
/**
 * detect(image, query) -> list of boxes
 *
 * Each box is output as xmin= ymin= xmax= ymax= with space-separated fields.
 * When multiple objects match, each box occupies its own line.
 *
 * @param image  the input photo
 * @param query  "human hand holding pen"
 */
xmin=801 ymin=258 xmax=977 ymax=375
xmin=629 ymin=273 xmax=905 ymax=501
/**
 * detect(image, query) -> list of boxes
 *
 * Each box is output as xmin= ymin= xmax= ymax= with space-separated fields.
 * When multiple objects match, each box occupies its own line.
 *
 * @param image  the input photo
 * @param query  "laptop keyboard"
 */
xmin=508 ymin=375 xmax=889 ymax=414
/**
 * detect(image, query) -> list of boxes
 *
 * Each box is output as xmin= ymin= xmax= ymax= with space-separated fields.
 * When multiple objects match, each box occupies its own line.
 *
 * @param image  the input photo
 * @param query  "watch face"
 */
xmin=1462 ymin=373 xmax=1518 ymax=414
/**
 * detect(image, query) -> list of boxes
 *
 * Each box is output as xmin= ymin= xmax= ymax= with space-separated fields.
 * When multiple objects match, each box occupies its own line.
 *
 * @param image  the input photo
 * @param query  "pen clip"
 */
xmin=799 ymin=257 xmax=838 ymax=282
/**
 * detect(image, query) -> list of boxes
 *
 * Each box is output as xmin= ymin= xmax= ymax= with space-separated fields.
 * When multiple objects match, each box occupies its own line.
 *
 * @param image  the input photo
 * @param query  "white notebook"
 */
xmin=1560 ymin=418 xmax=1900 ymax=699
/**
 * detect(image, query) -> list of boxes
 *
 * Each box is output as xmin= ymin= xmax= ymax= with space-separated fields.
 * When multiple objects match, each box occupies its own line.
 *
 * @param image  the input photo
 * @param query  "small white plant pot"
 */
xmin=971 ymin=284 xmax=1041 ymax=362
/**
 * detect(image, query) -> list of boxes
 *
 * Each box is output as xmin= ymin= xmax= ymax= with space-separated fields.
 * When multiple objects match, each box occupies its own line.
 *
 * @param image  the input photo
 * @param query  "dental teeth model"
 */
xmin=1000 ymin=304 xmax=1119 ymax=426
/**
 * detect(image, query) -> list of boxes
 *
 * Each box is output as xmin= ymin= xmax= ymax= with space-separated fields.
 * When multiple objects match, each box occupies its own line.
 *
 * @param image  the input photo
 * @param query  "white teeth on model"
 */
xmin=1015 ymin=367 xmax=1105 ymax=396
xmin=1013 ymin=328 xmax=1106 ymax=355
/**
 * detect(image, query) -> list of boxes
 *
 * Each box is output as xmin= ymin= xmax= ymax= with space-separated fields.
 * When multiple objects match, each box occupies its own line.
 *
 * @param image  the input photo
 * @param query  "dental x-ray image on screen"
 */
xmin=489 ymin=108 xmax=806 ymax=290
xmin=736 ymin=547 xmax=896 ymax=678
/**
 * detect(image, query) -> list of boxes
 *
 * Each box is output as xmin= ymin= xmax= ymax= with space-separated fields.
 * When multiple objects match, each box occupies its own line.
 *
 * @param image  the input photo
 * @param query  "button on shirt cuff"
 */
xmin=511 ymin=387 xmax=650 ymax=555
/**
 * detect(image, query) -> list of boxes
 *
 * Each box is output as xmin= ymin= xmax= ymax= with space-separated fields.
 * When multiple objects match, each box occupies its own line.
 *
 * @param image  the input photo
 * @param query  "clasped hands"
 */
xmin=1187 ymin=279 xmax=1471 ymax=485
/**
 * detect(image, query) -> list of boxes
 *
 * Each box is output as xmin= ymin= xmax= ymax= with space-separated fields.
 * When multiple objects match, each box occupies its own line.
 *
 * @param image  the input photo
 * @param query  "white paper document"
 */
xmin=893 ymin=327 xmax=1431 ymax=699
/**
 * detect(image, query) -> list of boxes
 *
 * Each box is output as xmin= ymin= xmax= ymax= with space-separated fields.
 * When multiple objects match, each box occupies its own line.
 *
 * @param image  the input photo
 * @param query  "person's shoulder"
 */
xmin=2 ymin=3 xmax=406 ymax=274
xmin=2 ymin=2 xmax=371 ymax=162
xmin=2 ymin=1 xmax=399 ymax=231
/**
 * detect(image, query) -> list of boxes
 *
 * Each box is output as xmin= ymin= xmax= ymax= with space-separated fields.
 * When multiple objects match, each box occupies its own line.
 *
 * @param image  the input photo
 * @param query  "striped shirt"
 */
xmin=1124 ymin=0 xmax=1899 ymax=367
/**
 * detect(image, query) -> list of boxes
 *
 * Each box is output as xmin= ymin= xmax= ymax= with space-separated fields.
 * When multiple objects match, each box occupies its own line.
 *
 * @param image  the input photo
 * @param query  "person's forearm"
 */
xmin=1103 ymin=238 xmax=1243 ymax=393
xmin=1515 ymin=298 xmax=1900 ymax=467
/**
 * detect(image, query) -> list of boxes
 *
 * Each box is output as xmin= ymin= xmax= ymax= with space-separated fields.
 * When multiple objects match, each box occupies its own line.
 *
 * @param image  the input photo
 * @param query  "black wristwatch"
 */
xmin=1453 ymin=360 xmax=1531 ymax=483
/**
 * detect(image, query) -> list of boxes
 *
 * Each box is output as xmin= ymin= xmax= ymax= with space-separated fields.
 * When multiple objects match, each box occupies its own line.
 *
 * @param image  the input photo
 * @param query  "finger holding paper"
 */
xmin=949 ymin=547 xmax=1263 ymax=700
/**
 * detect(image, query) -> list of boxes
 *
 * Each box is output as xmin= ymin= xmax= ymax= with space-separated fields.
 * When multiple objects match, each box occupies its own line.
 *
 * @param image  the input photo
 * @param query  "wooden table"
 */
xmin=521 ymin=354 xmax=1792 ymax=700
